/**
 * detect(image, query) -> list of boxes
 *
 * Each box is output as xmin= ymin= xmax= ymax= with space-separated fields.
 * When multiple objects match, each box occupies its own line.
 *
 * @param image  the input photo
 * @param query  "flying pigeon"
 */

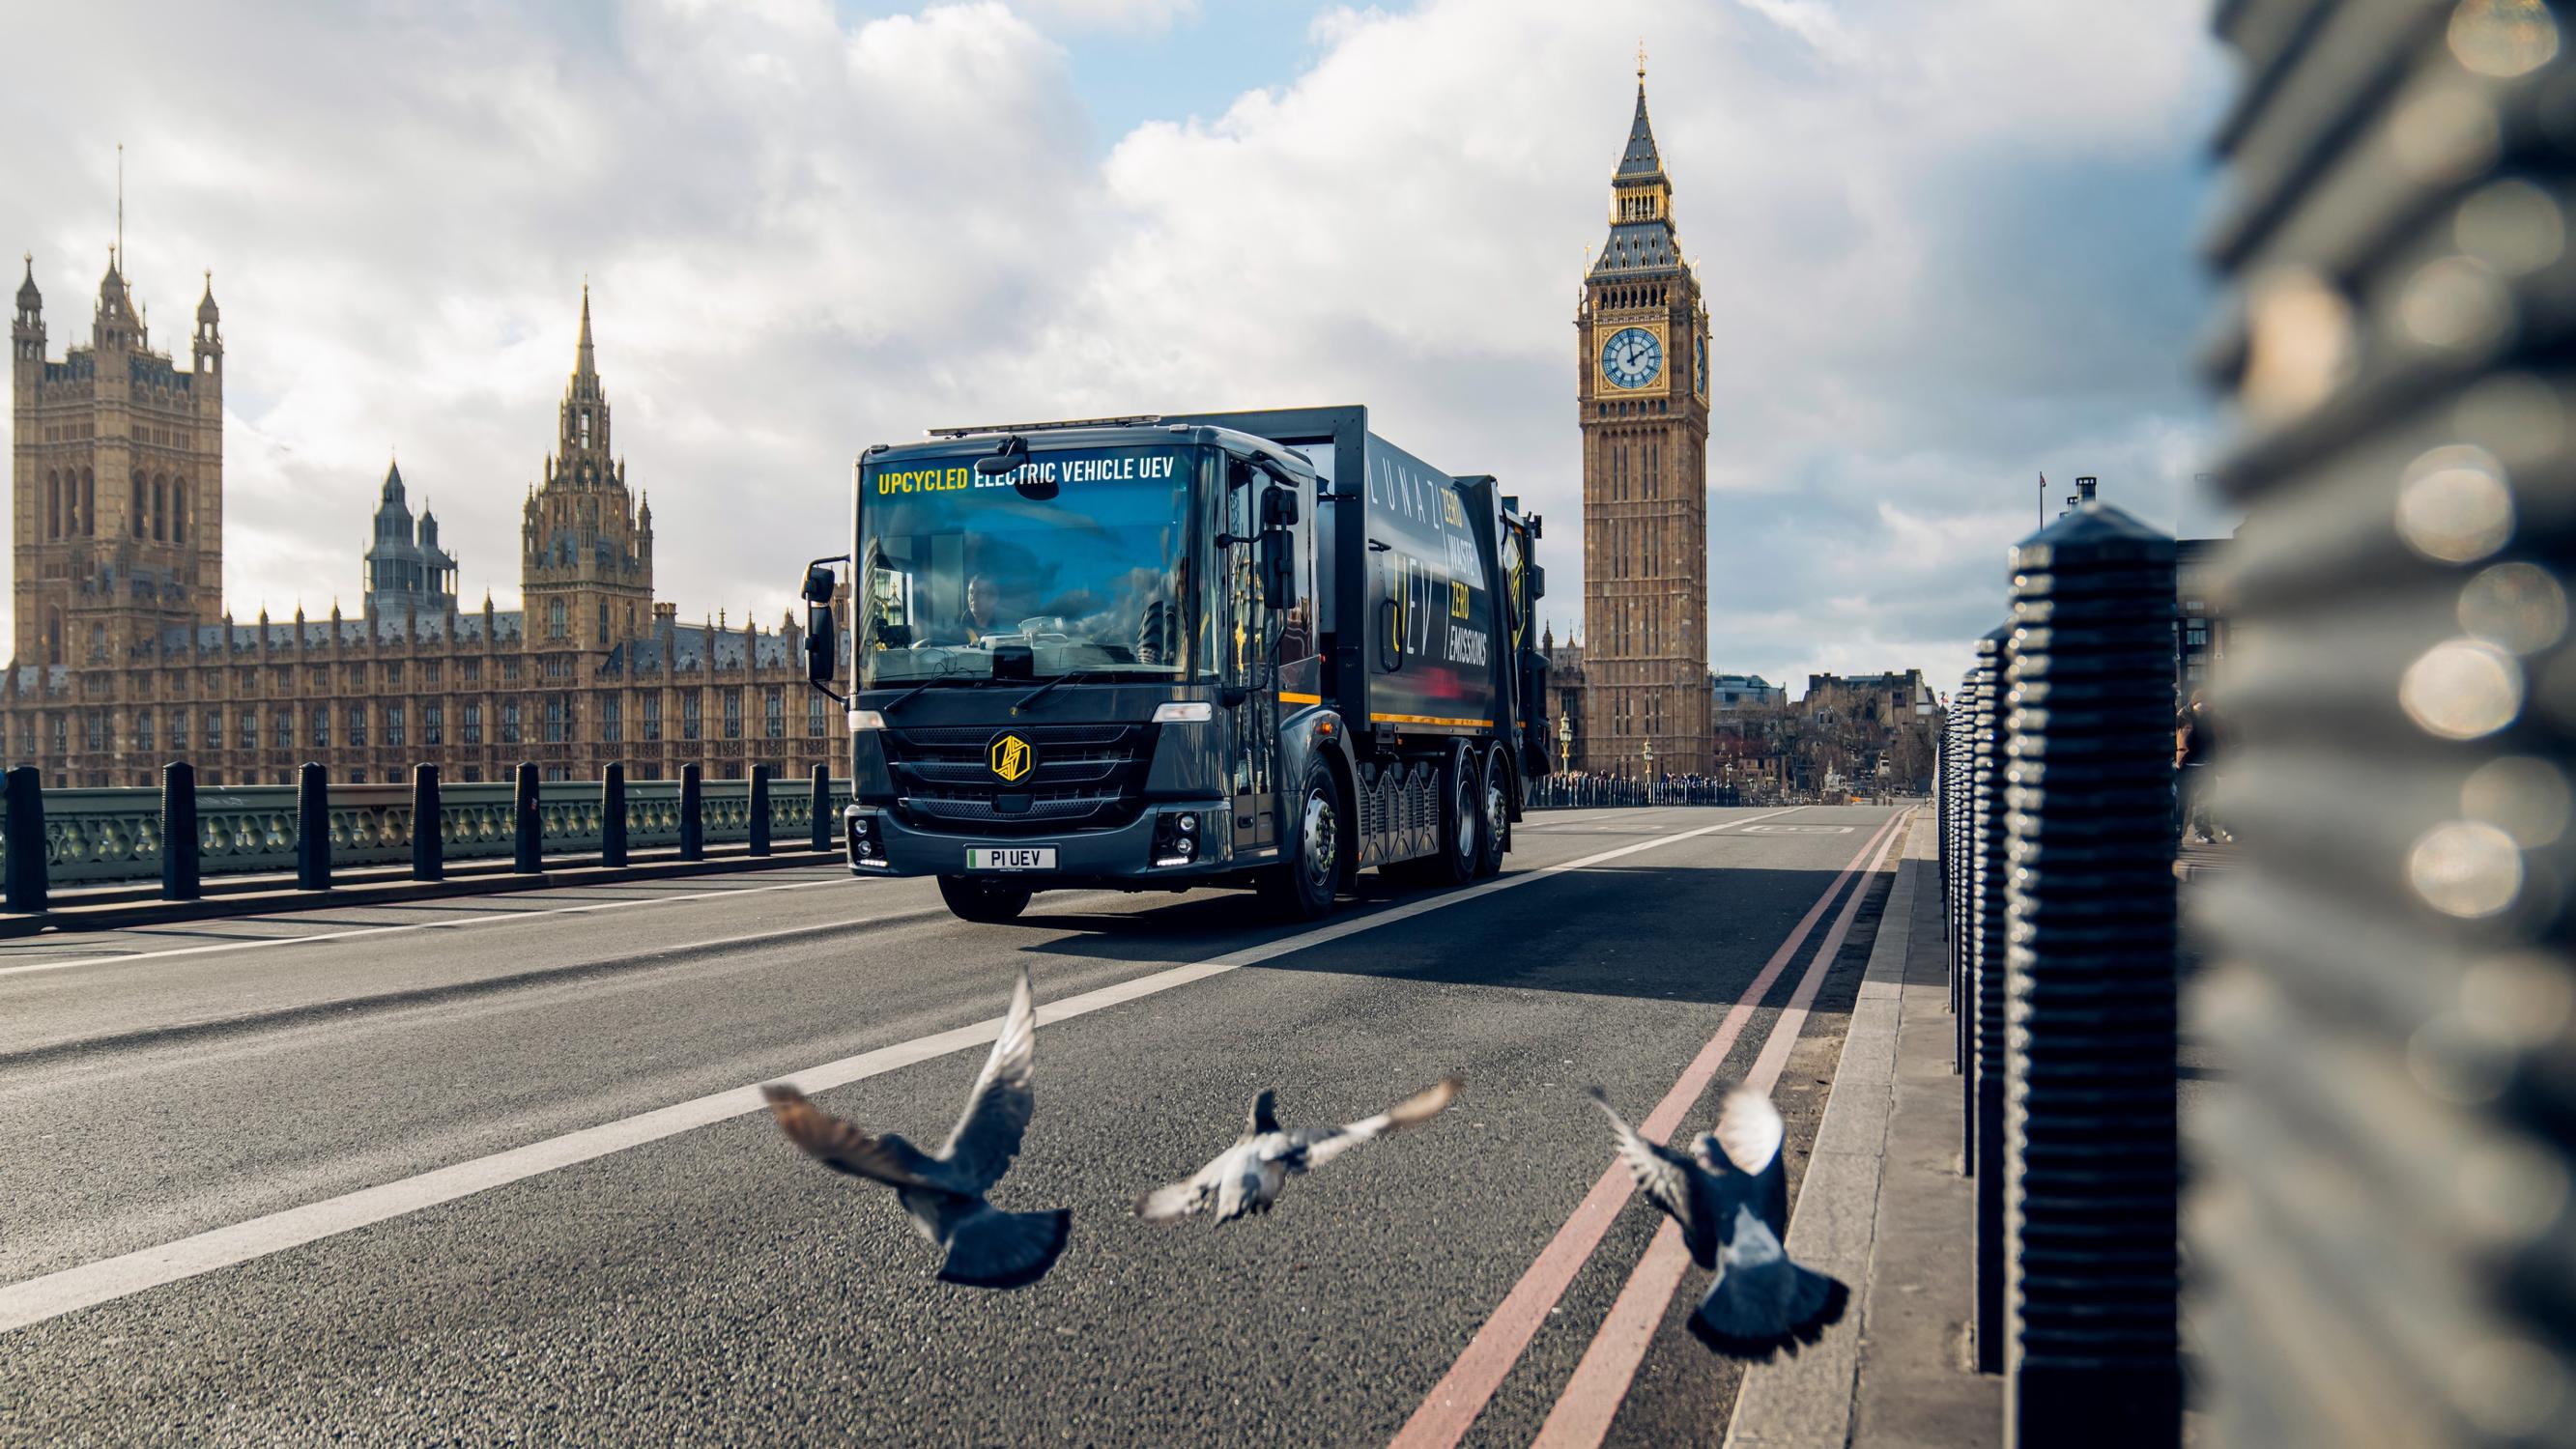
xmin=1589 ymin=1084 xmax=1849 ymax=1356
xmin=1134 ymin=1076 xmax=1463 ymax=1223
xmin=761 ymin=969 xmax=1070 ymax=1289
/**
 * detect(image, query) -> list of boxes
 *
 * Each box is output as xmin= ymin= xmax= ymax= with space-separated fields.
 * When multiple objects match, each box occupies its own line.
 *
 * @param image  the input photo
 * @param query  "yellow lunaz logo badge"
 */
xmin=989 ymin=733 xmax=1033 ymax=782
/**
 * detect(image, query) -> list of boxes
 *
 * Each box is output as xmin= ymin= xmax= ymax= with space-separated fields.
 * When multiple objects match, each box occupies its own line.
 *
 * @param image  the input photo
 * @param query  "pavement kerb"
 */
xmin=1723 ymin=810 xmax=1932 ymax=1449
xmin=0 ymin=849 xmax=844 ymax=939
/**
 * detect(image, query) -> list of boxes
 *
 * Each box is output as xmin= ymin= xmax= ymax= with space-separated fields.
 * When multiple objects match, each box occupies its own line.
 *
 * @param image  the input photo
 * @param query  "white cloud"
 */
xmin=0 ymin=0 xmax=2227 ymax=696
xmin=1012 ymin=0 xmax=1200 ymax=34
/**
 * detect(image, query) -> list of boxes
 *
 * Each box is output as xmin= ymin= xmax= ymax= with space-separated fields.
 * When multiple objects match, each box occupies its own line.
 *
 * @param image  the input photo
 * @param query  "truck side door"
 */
xmin=1224 ymin=464 xmax=1279 ymax=855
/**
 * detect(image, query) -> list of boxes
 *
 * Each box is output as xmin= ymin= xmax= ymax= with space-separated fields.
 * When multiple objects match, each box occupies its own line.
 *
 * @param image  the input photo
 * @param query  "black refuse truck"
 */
xmin=798 ymin=407 xmax=1552 ymax=923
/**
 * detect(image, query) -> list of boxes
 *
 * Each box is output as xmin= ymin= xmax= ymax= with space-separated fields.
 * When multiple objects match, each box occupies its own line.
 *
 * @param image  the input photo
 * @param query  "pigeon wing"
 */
xmin=1276 ymin=1076 xmax=1463 ymax=1171
xmin=762 ymin=1084 xmax=941 ymax=1190
xmin=938 ymin=968 xmax=1039 ymax=1193
xmin=1589 ymin=1088 xmax=1721 ymax=1266
xmin=1710 ymin=1086 xmax=1791 ymax=1236
xmin=1134 ymin=1153 xmax=1228 ymax=1223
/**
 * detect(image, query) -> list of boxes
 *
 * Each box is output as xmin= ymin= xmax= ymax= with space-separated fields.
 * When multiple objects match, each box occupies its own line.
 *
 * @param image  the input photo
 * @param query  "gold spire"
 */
xmin=1636 ymin=40 xmax=1646 ymax=83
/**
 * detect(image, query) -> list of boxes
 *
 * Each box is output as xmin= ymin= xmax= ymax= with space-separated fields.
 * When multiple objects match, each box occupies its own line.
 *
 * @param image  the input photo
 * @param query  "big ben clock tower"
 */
xmin=1577 ymin=60 xmax=1711 ymax=779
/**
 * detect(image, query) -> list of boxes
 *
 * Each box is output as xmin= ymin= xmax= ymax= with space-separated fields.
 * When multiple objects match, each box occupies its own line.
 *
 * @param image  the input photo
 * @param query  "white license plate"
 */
xmin=967 ymin=847 xmax=1056 ymax=871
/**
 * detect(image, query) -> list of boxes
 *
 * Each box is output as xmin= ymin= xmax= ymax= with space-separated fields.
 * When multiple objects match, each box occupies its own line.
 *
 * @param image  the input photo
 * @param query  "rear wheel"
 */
xmin=1421 ymin=744 xmax=1483 ymax=887
xmin=1475 ymin=746 xmax=1510 ymax=878
xmin=1260 ymin=757 xmax=1344 ymax=921
xmin=938 ymin=875 xmax=1034 ymax=923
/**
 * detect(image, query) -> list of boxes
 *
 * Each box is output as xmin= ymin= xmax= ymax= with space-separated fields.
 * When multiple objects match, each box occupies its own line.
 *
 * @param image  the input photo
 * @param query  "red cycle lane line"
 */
xmin=1526 ymin=810 xmax=1908 ymax=1449
xmin=1385 ymin=812 xmax=1904 ymax=1449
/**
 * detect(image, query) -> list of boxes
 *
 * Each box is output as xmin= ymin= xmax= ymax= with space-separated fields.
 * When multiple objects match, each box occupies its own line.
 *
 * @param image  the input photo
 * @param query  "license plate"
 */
xmin=967 ymin=847 xmax=1055 ymax=871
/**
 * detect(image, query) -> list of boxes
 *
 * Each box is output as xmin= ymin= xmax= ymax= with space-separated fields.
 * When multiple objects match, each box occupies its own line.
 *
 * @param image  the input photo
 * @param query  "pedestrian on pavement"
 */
xmin=2177 ymin=690 xmax=2224 ymax=844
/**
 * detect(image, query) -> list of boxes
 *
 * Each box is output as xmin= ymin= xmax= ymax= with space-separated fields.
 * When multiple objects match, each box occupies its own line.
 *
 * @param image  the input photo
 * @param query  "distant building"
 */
xmin=8 ymin=256 xmax=839 ymax=788
xmin=2177 ymin=535 xmax=2230 ymax=699
xmin=361 ymin=460 xmax=458 ymax=626
xmin=1540 ymin=623 xmax=1586 ymax=772
xmin=1802 ymin=669 xmax=1932 ymax=726
xmin=1710 ymin=672 xmax=1785 ymax=712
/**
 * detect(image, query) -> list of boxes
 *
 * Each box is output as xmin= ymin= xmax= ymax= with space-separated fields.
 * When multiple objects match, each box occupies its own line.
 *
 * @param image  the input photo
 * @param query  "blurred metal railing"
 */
xmin=1970 ymin=624 xmax=2013 ymax=1374
xmin=2191 ymin=3 xmax=2576 ymax=1447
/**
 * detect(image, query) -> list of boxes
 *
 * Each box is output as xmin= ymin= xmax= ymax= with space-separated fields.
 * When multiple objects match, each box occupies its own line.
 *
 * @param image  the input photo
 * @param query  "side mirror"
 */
xmin=1261 ymin=528 xmax=1293 ymax=611
xmin=1261 ymin=484 xmax=1300 ymax=527
xmin=802 ymin=564 xmax=837 ymax=605
xmin=805 ymin=602 xmax=837 ymax=689
xmin=1377 ymin=597 xmax=1404 ymax=671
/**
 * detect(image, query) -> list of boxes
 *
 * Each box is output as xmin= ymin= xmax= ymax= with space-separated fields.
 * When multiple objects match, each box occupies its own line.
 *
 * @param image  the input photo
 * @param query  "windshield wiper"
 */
xmin=1011 ymin=673 xmax=1077 ymax=712
xmin=880 ymin=674 xmax=973 ymax=711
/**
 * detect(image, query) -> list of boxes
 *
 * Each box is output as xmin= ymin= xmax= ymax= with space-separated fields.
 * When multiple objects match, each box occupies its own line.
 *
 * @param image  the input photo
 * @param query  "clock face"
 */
xmin=1601 ymin=326 xmax=1663 ymax=389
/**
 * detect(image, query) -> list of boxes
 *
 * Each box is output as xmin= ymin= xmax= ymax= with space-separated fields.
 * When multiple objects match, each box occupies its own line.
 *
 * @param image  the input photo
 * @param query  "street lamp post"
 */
xmin=1643 ymin=740 xmax=1655 ymax=805
xmin=1557 ymin=713 xmax=1573 ymax=775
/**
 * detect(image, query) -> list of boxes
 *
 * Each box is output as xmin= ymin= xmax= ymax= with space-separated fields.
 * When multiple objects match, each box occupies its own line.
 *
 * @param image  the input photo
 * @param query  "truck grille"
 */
xmin=880 ymin=723 xmax=1153 ymax=837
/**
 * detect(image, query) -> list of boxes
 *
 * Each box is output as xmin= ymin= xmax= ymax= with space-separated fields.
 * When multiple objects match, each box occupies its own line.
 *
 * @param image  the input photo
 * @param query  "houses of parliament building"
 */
xmin=7 ymin=250 xmax=841 ymax=789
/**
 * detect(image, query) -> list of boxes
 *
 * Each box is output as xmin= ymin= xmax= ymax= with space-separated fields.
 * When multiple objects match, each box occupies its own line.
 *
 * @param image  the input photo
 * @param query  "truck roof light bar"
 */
xmin=925 ymin=414 xmax=1165 ymax=439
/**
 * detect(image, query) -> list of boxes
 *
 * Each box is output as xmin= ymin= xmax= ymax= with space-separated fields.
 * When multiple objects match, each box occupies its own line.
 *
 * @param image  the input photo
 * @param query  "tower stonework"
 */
xmin=1576 ymin=72 xmax=1711 ymax=779
xmin=521 ymin=287 xmax=654 ymax=658
xmin=12 ymin=252 xmax=224 ymax=668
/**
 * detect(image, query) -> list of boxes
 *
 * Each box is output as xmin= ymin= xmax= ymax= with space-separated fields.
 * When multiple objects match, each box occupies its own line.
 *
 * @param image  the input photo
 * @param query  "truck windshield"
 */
xmin=856 ymin=443 xmax=1206 ymax=687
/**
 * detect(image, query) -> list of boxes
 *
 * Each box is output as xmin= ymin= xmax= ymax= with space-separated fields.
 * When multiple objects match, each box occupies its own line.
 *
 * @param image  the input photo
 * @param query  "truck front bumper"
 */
xmin=843 ymin=801 xmax=1239 ymax=882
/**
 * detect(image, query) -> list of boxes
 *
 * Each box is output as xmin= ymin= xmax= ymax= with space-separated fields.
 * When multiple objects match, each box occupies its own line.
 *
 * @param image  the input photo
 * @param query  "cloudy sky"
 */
xmin=1 ymin=0 xmax=2232 ymax=696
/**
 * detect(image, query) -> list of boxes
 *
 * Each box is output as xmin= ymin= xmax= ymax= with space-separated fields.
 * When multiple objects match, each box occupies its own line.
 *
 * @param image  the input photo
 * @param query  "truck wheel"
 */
xmin=1475 ymin=746 xmax=1510 ymax=878
xmin=1261 ymin=758 xmax=1344 ymax=921
xmin=938 ymin=875 xmax=1034 ymax=924
xmin=1423 ymin=743 xmax=1483 ymax=887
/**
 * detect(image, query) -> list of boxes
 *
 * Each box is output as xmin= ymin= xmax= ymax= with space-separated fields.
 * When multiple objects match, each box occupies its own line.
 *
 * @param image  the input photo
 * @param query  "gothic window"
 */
xmin=544 ymin=696 xmax=566 ymax=744
xmin=463 ymin=658 xmax=482 ymax=684
xmin=548 ymin=598 xmax=567 ymax=638
xmin=424 ymin=703 xmax=444 ymax=746
xmin=501 ymin=700 xmax=521 ymax=745
xmin=763 ymin=688 xmax=784 ymax=739
xmin=502 ymin=658 xmax=522 ymax=682
xmin=138 ymin=711 xmax=155 ymax=754
xmin=173 ymin=484 xmax=186 ymax=543
xmin=643 ymin=694 xmax=663 ymax=742
xmin=682 ymin=692 xmax=701 ymax=741
xmin=386 ymin=705 xmax=406 ymax=749
xmin=348 ymin=705 xmax=366 ymax=748
xmin=132 ymin=476 xmax=146 ymax=536
xmin=50 ymin=716 xmax=66 ymax=754
xmin=170 ymin=711 xmax=187 ymax=753
xmin=46 ymin=471 xmax=59 ymax=538
xmin=808 ymin=693 xmax=827 ymax=738
xmin=312 ymin=708 xmax=329 ymax=749
xmin=463 ymin=703 xmax=482 ymax=745
xmin=722 ymin=688 xmax=741 ymax=740
xmin=82 ymin=469 xmax=95 ymax=535
xmin=603 ymin=696 xmax=622 ymax=744
xmin=579 ymin=410 xmax=590 ymax=447
xmin=153 ymin=477 xmax=166 ymax=540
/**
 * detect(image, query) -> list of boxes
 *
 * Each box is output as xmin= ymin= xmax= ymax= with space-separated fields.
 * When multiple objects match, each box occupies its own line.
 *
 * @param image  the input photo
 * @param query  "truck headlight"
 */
xmin=1152 ymin=701 xmax=1214 ymax=724
xmin=847 ymin=709 xmax=887 ymax=731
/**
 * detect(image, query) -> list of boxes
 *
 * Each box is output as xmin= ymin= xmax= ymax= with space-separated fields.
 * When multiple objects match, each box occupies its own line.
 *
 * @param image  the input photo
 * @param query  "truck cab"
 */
xmin=801 ymin=410 xmax=1548 ymax=924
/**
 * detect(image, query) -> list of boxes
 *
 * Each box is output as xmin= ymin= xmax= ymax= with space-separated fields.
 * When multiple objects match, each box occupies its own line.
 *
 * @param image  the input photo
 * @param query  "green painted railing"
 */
xmin=0 ymin=768 xmax=851 ymax=901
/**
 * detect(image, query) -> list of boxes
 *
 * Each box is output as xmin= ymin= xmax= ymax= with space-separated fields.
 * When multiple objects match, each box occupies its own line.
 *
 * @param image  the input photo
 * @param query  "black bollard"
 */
xmin=1955 ymin=666 xmax=1980 ymax=1158
xmin=512 ymin=762 xmax=542 ymax=873
xmin=4 ymin=765 xmax=46 ymax=912
xmin=412 ymin=764 xmax=443 ymax=882
xmin=809 ymin=763 xmax=831 ymax=853
xmin=1970 ymin=624 xmax=2009 ymax=1372
xmin=679 ymin=763 xmax=703 ymax=861
xmin=2000 ymin=505 xmax=2179 ymax=1443
xmin=161 ymin=761 xmax=201 ymax=901
xmin=601 ymin=762 xmax=627 ymax=868
xmin=748 ymin=765 xmax=772 ymax=858
xmin=297 ymin=761 xmax=330 ymax=891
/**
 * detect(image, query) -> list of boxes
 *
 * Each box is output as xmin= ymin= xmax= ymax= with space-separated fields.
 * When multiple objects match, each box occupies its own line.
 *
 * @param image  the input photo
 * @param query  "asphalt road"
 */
xmin=0 ymin=803 xmax=1908 ymax=1447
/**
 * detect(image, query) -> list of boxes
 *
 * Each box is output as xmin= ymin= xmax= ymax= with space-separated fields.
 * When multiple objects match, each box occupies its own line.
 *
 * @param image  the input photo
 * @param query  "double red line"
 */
xmin=1389 ymin=811 xmax=1906 ymax=1449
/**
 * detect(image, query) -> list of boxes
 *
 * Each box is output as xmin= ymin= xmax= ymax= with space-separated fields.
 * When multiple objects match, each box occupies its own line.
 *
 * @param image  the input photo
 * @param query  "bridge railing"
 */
xmin=1524 ymin=777 xmax=1750 ymax=809
xmin=0 ymin=761 xmax=852 ymax=912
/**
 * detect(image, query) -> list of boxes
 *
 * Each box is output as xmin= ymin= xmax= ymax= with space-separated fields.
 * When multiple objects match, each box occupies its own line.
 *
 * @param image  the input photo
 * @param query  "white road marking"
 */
xmin=0 ymin=807 xmax=1811 ymax=1336
xmin=0 ymin=875 xmax=861 ymax=980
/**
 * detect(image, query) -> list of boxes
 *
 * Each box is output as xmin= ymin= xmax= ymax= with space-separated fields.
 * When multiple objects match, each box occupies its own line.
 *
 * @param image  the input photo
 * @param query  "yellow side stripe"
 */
xmin=1369 ymin=711 xmax=1492 ymax=730
xmin=1279 ymin=692 xmax=1324 ymax=704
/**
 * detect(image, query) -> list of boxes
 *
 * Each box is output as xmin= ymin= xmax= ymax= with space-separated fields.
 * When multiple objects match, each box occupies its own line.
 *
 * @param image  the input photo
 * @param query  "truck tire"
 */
xmin=1475 ymin=746 xmax=1510 ymax=878
xmin=1260 ymin=756 xmax=1344 ymax=921
xmin=938 ymin=875 xmax=1034 ymax=923
xmin=1421 ymin=743 xmax=1484 ymax=887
